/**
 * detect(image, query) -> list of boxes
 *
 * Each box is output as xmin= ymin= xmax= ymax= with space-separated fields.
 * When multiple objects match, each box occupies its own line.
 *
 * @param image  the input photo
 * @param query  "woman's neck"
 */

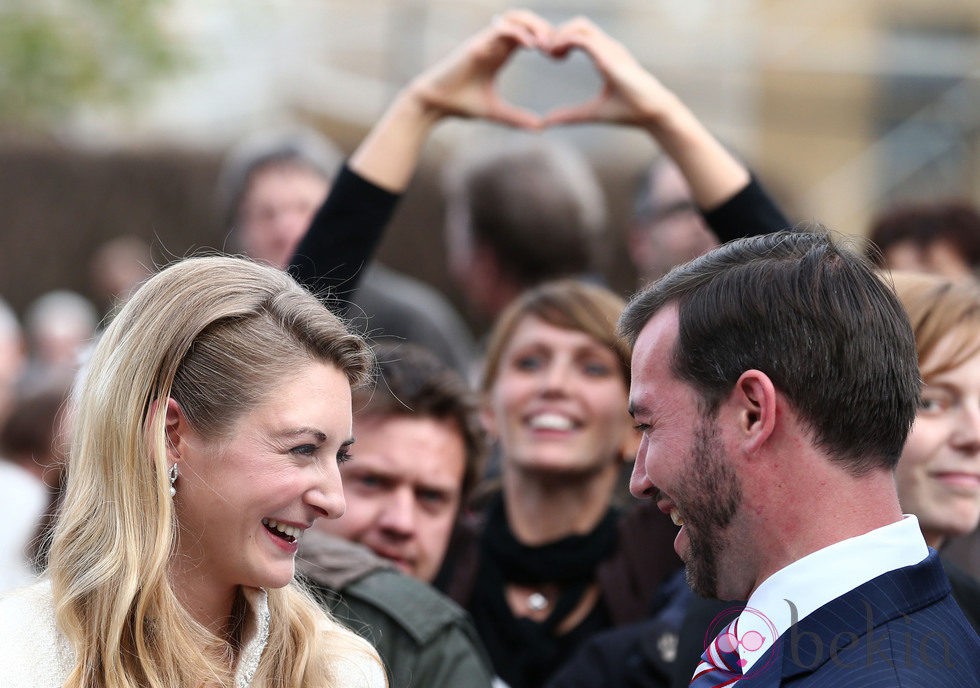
xmin=501 ymin=462 xmax=619 ymax=545
xmin=169 ymin=563 xmax=241 ymax=641
xmin=922 ymin=527 xmax=945 ymax=550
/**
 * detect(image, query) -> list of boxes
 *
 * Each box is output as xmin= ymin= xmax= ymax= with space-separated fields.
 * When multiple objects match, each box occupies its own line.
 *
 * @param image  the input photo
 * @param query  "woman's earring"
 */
xmin=169 ymin=462 xmax=179 ymax=497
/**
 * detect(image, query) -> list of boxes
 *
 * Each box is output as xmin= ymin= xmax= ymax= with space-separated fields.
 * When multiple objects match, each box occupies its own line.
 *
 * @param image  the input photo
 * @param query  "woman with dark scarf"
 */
xmin=437 ymin=279 xmax=640 ymax=688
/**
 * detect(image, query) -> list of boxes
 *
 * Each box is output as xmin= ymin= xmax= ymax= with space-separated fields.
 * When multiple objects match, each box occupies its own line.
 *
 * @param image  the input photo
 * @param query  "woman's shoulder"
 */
xmin=317 ymin=616 xmax=387 ymax=687
xmin=330 ymin=648 xmax=388 ymax=688
xmin=0 ymin=577 xmax=54 ymax=623
xmin=0 ymin=578 xmax=72 ymax=686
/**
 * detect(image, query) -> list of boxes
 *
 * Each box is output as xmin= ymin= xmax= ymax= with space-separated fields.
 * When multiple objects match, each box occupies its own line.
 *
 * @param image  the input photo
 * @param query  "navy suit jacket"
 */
xmin=738 ymin=551 xmax=979 ymax=687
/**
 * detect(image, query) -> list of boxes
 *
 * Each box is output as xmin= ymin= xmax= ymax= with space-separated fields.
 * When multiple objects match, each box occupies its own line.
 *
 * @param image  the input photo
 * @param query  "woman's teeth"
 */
xmin=529 ymin=413 xmax=574 ymax=430
xmin=262 ymin=518 xmax=301 ymax=542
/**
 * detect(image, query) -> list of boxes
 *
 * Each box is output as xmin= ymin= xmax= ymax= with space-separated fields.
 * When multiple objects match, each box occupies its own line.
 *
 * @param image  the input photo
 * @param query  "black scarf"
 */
xmin=471 ymin=496 xmax=619 ymax=688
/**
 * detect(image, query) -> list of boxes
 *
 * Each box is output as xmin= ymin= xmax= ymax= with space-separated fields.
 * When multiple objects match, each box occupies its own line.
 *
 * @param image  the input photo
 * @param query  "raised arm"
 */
xmin=544 ymin=17 xmax=747 ymax=209
xmin=290 ymin=10 xmax=553 ymax=299
xmin=350 ymin=9 xmax=552 ymax=192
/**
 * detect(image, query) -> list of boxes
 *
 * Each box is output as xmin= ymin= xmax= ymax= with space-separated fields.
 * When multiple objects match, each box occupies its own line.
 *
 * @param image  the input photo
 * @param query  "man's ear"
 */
xmin=731 ymin=369 xmax=777 ymax=452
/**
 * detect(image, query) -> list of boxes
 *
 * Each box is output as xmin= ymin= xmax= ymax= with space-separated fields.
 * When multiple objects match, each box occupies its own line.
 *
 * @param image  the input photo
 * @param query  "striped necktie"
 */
xmin=688 ymin=621 xmax=743 ymax=687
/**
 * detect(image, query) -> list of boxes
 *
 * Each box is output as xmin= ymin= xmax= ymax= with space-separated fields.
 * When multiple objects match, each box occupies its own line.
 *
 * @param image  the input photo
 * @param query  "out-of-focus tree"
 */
xmin=0 ymin=0 xmax=185 ymax=131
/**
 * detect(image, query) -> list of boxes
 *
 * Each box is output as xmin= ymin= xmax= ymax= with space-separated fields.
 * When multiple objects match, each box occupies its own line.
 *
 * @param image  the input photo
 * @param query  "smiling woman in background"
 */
xmin=0 ymin=256 xmax=385 ymax=687
xmin=890 ymin=270 xmax=980 ymax=631
xmin=438 ymin=279 xmax=639 ymax=688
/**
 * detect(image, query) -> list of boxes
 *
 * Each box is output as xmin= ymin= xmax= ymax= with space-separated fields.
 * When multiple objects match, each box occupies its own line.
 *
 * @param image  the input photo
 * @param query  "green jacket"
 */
xmin=298 ymin=532 xmax=496 ymax=688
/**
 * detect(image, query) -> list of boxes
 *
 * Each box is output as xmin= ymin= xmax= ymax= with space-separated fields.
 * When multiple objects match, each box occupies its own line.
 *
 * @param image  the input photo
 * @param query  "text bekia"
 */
xmin=785 ymin=599 xmax=955 ymax=671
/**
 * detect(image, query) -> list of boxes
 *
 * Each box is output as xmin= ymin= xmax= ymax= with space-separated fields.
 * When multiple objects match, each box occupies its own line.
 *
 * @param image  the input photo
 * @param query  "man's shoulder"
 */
xmin=319 ymin=567 xmax=496 ymax=688
xmin=756 ymin=555 xmax=980 ymax=687
xmin=299 ymin=533 xmax=472 ymax=645
xmin=340 ymin=567 xmax=473 ymax=645
xmin=942 ymin=554 xmax=980 ymax=632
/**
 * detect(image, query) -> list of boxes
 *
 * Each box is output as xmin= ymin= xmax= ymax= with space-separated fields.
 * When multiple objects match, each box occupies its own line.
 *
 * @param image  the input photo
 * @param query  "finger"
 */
xmin=488 ymin=95 xmax=545 ymax=130
xmin=549 ymin=16 xmax=621 ymax=64
xmin=493 ymin=8 xmax=554 ymax=50
xmin=551 ymin=15 xmax=601 ymax=47
xmin=491 ymin=23 xmax=539 ymax=51
xmin=541 ymin=99 xmax=605 ymax=127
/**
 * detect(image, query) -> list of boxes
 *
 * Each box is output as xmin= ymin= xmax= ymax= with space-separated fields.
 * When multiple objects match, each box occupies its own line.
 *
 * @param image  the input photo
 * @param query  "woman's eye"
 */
xmin=337 ymin=448 xmax=354 ymax=464
xmin=918 ymin=392 xmax=951 ymax=414
xmin=514 ymin=355 xmax=543 ymax=371
xmin=291 ymin=444 xmax=317 ymax=456
xmin=582 ymin=361 xmax=613 ymax=376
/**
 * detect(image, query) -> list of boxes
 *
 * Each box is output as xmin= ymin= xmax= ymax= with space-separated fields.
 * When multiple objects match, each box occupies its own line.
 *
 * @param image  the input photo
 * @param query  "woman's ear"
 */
xmin=164 ymin=397 xmax=187 ymax=461
xmin=479 ymin=397 xmax=498 ymax=440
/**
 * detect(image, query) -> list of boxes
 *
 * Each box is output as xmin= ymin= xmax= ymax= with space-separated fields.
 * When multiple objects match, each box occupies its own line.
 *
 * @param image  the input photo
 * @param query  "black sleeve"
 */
xmin=702 ymin=176 xmax=791 ymax=244
xmin=288 ymin=163 xmax=401 ymax=304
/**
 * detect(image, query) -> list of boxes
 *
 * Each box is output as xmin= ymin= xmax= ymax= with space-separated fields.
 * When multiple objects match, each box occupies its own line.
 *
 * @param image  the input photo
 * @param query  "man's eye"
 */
xmin=354 ymin=474 xmax=384 ymax=489
xmin=633 ymin=423 xmax=650 ymax=433
xmin=418 ymin=490 xmax=448 ymax=505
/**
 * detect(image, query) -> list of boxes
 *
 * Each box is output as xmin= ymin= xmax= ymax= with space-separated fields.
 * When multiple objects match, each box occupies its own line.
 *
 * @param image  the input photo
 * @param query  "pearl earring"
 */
xmin=169 ymin=462 xmax=179 ymax=497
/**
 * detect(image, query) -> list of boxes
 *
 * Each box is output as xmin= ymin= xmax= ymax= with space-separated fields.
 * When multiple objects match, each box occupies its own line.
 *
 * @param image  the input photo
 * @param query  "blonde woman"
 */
xmin=0 ymin=256 xmax=386 ymax=687
xmin=890 ymin=270 xmax=980 ymax=631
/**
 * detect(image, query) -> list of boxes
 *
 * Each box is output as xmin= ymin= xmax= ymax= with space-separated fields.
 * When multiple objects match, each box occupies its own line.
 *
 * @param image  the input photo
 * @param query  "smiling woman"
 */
xmin=889 ymin=270 xmax=980 ymax=631
xmin=890 ymin=272 xmax=980 ymax=545
xmin=438 ymin=279 xmax=640 ymax=688
xmin=0 ymin=256 xmax=386 ymax=687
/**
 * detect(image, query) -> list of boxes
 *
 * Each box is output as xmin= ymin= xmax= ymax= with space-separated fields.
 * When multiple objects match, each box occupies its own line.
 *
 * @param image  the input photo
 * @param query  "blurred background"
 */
xmin=1 ymin=0 xmax=979 ymax=335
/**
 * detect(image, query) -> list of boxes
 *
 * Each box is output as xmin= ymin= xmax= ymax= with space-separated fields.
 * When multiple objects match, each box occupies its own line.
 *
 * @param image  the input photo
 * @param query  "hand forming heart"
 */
xmin=408 ymin=9 xmax=676 ymax=134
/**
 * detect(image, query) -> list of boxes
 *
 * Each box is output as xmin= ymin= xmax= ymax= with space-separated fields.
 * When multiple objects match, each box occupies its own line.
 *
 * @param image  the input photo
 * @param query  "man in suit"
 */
xmin=621 ymin=229 xmax=979 ymax=686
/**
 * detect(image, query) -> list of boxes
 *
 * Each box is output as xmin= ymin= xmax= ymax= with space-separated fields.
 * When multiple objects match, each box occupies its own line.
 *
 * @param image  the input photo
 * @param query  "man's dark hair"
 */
xmin=215 ymin=126 xmax=344 ymax=232
xmin=866 ymin=198 xmax=980 ymax=270
xmin=443 ymin=135 xmax=607 ymax=287
xmin=619 ymin=229 xmax=919 ymax=474
xmin=354 ymin=341 xmax=485 ymax=501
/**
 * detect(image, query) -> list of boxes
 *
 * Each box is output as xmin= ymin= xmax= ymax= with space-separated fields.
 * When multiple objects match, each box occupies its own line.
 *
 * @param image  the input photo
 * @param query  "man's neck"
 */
xmin=747 ymin=467 xmax=904 ymax=595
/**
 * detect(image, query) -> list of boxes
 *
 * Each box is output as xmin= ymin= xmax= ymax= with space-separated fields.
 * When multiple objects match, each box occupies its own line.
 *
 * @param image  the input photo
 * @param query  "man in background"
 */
xmin=217 ymin=126 xmax=476 ymax=376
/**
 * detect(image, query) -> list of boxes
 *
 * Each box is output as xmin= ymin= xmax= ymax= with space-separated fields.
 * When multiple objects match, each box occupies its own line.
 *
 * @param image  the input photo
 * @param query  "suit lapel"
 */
xmin=734 ymin=551 xmax=948 ymax=686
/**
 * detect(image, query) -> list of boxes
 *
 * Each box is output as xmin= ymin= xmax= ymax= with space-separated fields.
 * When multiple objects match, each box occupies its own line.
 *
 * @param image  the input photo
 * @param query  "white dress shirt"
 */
xmin=734 ymin=515 xmax=929 ymax=673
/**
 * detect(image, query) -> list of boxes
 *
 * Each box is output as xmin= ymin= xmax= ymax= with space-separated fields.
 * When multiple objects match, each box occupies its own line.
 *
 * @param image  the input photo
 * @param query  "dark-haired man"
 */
xmin=623 ymin=230 xmax=980 ymax=685
xmin=298 ymin=342 xmax=494 ymax=688
xmin=314 ymin=342 xmax=484 ymax=585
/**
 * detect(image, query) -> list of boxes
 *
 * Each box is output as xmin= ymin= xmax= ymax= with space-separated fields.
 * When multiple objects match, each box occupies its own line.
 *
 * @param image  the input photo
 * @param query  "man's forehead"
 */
xmin=628 ymin=305 xmax=681 ymax=413
xmin=631 ymin=305 xmax=680 ymax=369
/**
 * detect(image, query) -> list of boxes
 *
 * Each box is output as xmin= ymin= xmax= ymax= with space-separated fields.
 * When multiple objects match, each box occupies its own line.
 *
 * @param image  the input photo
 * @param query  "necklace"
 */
xmin=527 ymin=591 xmax=549 ymax=611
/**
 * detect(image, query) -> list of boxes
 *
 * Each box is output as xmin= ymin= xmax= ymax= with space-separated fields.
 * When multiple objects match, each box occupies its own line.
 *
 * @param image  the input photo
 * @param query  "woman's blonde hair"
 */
xmin=481 ymin=279 xmax=629 ymax=394
xmin=888 ymin=270 xmax=980 ymax=379
xmin=48 ymin=256 xmax=380 ymax=687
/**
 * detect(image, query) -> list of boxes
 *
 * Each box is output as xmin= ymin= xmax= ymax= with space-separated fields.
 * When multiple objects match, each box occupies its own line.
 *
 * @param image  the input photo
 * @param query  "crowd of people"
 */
xmin=1 ymin=8 xmax=978 ymax=688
